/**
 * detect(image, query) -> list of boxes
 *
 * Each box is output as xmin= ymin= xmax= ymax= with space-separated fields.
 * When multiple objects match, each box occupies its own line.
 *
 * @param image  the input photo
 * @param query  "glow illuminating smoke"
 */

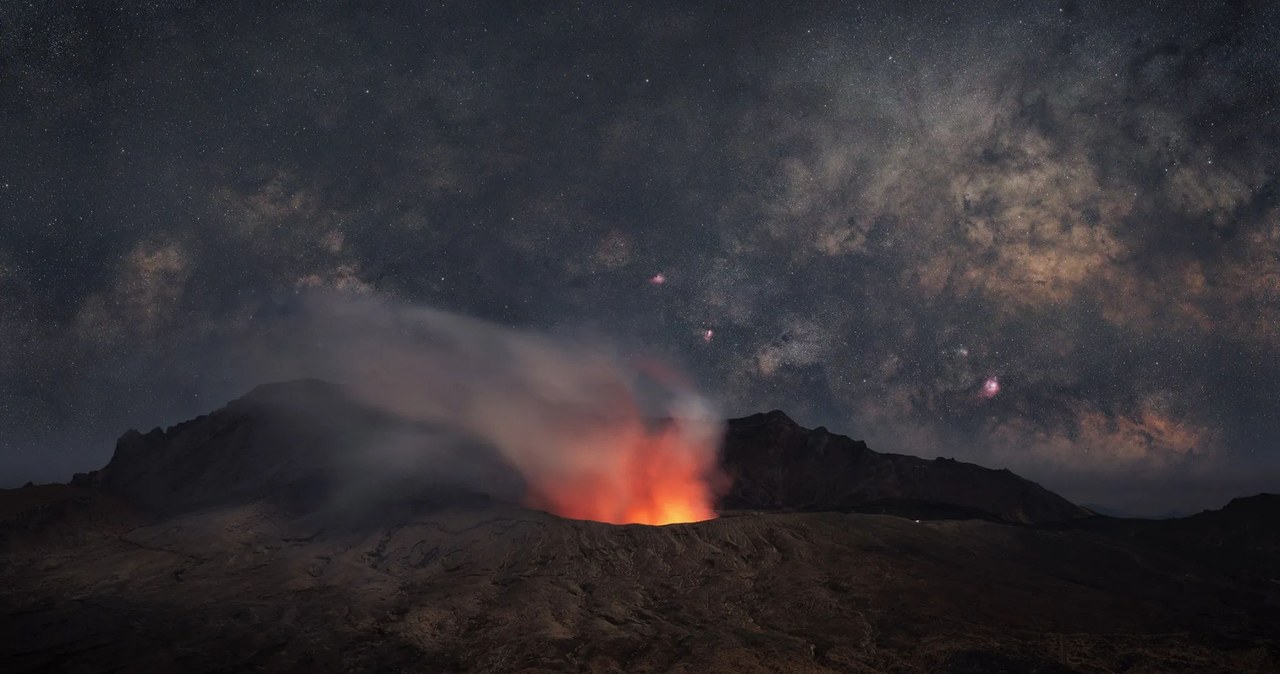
xmin=298 ymin=294 xmax=725 ymax=525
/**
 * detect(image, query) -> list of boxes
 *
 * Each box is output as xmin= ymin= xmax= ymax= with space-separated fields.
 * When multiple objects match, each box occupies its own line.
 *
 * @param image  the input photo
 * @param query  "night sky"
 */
xmin=3 ymin=1 xmax=1278 ymax=514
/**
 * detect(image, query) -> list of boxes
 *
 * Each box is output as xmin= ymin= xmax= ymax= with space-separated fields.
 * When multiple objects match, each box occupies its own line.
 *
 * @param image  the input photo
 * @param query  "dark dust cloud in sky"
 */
xmin=2 ymin=1 xmax=1278 ymax=514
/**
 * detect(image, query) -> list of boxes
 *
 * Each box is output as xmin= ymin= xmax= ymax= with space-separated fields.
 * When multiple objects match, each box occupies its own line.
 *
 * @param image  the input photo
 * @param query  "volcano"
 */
xmin=2 ymin=380 xmax=1277 ymax=672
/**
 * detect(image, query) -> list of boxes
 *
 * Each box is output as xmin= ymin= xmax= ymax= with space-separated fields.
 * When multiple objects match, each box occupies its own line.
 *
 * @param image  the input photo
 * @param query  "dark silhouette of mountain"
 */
xmin=74 ymin=381 xmax=1091 ymax=525
xmin=71 ymin=380 xmax=523 ymax=517
xmin=721 ymin=410 xmax=1091 ymax=523
xmin=1078 ymin=503 xmax=1191 ymax=519
xmin=74 ymin=379 xmax=368 ymax=513
xmin=1 ymin=381 xmax=1277 ymax=673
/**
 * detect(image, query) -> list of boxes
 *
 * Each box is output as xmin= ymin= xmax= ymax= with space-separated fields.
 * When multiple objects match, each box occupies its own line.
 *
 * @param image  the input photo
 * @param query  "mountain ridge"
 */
xmin=720 ymin=409 xmax=1090 ymax=524
xmin=70 ymin=379 xmax=1089 ymax=525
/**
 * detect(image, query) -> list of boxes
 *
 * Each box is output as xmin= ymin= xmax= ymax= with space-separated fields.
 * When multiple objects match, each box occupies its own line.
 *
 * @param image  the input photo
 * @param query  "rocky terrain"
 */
xmin=1 ymin=381 xmax=1277 ymax=672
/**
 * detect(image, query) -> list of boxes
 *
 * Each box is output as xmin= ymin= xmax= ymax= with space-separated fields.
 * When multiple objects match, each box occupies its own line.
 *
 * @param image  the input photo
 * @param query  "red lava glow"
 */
xmin=526 ymin=418 xmax=723 ymax=526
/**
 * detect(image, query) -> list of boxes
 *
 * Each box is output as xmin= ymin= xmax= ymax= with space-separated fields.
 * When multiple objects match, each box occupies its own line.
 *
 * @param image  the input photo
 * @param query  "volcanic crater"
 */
xmin=2 ymin=380 xmax=1277 ymax=672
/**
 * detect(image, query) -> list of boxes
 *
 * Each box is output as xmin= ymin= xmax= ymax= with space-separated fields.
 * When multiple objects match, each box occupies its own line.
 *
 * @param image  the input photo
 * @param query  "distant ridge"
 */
xmin=1080 ymin=503 xmax=1191 ymax=519
xmin=720 ymin=410 xmax=1092 ymax=524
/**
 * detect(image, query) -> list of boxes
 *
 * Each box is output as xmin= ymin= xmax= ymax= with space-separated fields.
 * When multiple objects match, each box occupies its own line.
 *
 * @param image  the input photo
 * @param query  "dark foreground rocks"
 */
xmin=2 ymin=491 xmax=1278 ymax=673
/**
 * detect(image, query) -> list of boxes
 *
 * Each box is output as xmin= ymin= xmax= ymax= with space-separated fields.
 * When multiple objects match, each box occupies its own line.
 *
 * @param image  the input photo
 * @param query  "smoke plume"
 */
xmin=292 ymin=293 xmax=725 ymax=525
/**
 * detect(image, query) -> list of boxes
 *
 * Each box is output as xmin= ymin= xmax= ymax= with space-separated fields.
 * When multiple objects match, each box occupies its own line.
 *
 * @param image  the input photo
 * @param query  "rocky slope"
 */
xmin=2 ymin=489 xmax=1277 ymax=673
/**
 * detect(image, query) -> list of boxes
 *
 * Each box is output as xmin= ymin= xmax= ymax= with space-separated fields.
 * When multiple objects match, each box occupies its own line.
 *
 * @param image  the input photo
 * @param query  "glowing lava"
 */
xmin=526 ymin=417 xmax=724 ymax=526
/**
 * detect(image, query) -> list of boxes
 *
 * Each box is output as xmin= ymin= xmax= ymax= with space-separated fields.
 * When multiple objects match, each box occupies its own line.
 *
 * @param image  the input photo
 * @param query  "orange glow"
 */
xmin=526 ymin=418 xmax=723 ymax=526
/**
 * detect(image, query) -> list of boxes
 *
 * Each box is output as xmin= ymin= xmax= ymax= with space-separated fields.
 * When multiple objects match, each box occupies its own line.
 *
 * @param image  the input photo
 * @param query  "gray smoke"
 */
xmin=280 ymin=293 xmax=725 ymax=521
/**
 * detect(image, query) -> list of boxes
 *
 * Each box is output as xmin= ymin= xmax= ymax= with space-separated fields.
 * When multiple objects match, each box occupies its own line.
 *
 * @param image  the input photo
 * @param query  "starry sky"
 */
xmin=2 ymin=0 xmax=1279 ymax=514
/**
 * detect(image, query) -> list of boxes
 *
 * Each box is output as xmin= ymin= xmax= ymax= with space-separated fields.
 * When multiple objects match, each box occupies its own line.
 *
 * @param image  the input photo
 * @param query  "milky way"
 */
xmin=1 ymin=1 xmax=1278 ymax=513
